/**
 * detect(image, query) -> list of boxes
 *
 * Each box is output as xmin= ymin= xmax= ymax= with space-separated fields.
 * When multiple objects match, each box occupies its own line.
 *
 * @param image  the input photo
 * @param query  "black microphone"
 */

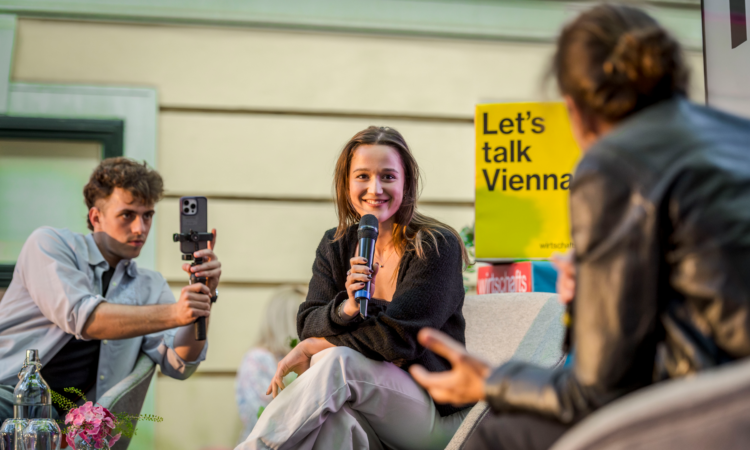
xmin=354 ymin=214 xmax=378 ymax=318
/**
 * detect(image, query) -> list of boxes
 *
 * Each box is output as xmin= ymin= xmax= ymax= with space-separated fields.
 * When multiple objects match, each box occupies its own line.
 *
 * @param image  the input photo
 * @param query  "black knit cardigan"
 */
xmin=297 ymin=225 xmax=470 ymax=417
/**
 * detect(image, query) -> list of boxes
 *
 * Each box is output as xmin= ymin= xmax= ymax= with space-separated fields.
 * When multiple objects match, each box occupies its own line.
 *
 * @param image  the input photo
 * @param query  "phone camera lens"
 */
xmin=191 ymin=204 xmax=196 ymax=209
xmin=183 ymin=207 xmax=189 ymax=213
xmin=183 ymin=200 xmax=189 ymax=205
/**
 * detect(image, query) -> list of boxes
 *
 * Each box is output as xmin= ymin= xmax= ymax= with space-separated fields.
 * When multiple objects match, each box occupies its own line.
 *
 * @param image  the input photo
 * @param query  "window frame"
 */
xmin=0 ymin=115 xmax=125 ymax=287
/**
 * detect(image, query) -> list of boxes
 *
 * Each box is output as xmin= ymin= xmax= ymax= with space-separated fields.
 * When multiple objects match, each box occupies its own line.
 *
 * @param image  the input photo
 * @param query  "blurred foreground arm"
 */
xmin=409 ymin=329 xmax=490 ymax=405
xmin=415 ymin=155 xmax=660 ymax=425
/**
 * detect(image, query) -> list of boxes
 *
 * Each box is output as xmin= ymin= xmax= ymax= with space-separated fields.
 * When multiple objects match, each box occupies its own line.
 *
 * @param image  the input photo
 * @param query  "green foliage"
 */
xmin=113 ymin=412 xmax=136 ymax=438
xmin=288 ymin=337 xmax=299 ymax=349
xmin=64 ymin=387 xmax=87 ymax=402
xmin=460 ymin=224 xmax=477 ymax=293
xmin=257 ymin=406 xmax=265 ymax=419
xmin=137 ymin=414 xmax=163 ymax=423
xmin=460 ymin=224 xmax=475 ymax=250
xmin=51 ymin=390 xmax=77 ymax=412
xmin=112 ymin=412 xmax=164 ymax=439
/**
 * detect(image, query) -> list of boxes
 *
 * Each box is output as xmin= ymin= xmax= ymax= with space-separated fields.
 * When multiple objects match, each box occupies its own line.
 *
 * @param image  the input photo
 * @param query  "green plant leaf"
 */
xmin=50 ymin=390 xmax=77 ymax=412
xmin=460 ymin=223 xmax=477 ymax=293
xmin=63 ymin=387 xmax=87 ymax=403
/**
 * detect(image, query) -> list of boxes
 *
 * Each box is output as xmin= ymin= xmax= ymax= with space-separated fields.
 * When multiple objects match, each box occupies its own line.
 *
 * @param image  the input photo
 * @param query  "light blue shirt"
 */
xmin=0 ymin=227 xmax=207 ymax=397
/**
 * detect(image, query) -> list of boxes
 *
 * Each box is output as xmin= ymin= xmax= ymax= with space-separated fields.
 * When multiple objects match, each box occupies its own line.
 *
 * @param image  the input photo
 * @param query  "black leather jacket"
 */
xmin=484 ymin=97 xmax=750 ymax=425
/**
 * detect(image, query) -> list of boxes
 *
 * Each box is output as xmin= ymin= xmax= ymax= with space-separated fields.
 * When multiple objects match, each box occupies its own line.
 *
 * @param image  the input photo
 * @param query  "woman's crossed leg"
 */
xmin=238 ymin=346 xmax=466 ymax=450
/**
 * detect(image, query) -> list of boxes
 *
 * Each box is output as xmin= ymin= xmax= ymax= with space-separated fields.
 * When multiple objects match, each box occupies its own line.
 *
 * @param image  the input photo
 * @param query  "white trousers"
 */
xmin=236 ymin=347 xmax=467 ymax=450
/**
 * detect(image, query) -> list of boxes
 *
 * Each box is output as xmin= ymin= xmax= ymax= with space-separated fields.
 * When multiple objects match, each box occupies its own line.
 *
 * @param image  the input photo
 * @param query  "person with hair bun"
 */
xmin=409 ymin=4 xmax=750 ymax=449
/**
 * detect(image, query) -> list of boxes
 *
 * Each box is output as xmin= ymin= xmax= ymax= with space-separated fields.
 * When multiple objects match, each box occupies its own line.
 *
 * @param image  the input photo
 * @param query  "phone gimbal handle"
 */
xmin=191 ymin=257 xmax=209 ymax=341
xmin=173 ymin=231 xmax=215 ymax=341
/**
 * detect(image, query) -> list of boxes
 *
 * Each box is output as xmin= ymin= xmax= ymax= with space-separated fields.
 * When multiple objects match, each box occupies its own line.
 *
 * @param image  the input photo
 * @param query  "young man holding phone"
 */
xmin=0 ymin=157 xmax=221 ymax=421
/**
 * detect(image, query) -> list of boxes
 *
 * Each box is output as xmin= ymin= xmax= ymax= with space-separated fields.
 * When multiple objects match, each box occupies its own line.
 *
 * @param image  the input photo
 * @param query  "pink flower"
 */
xmin=65 ymin=409 xmax=82 ymax=427
xmin=64 ymin=403 xmax=120 ymax=449
xmin=65 ymin=432 xmax=76 ymax=448
xmin=108 ymin=433 xmax=121 ymax=447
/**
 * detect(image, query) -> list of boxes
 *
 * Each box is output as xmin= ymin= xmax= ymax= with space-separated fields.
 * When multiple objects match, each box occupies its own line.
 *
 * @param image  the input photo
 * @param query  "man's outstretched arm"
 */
xmin=81 ymin=282 xmax=211 ymax=340
xmin=82 ymin=238 xmax=222 ymax=362
xmin=81 ymin=281 xmax=211 ymax=361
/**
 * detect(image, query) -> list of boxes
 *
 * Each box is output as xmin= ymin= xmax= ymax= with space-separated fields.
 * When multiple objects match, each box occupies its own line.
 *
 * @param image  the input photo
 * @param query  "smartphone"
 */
xmin=179 ymin=196 xmax=208 ymax=255
xmin=178 ymin=196 xmax=210 ymax=341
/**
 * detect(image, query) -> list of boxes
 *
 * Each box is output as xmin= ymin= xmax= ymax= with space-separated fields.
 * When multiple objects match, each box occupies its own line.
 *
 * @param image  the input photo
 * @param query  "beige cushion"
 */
xmin=463 ymin=292 xmax=565 ymax=366
xmin=445 ymin=292 xmax=566 ymax=450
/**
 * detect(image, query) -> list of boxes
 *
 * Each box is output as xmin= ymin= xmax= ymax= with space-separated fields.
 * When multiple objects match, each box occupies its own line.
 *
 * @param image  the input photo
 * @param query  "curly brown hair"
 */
xmin=83 ymin=157 xmax=164 ymax=231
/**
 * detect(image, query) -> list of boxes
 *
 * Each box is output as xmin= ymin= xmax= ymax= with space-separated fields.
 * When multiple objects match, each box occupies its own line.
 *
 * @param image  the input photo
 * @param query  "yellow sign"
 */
xmin=475 ymin=102 xmax=581 ymax=260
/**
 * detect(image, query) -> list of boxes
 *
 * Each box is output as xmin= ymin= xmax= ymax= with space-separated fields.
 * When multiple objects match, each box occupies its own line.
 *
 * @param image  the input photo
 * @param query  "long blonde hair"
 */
xmin=254 ymin=286 xmax=307 ymax=357
xmin=332 ymin=126 xmax=469 ymax=268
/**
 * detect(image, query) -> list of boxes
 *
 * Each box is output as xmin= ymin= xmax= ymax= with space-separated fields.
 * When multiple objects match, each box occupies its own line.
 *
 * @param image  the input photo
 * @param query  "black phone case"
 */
xmin=179 ymin=196 xmax=208 ymax=254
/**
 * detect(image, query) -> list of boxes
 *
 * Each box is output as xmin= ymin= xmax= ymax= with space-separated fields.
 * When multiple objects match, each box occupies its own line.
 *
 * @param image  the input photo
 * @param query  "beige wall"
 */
xmin=11 ymin=17 xmax=705 ymax=450
xmin=13 ymin=20 xmax=553 ymax=115
xmin=12 ymin=19 xmax=706 ymax=115
xmin=159 ymin=112 xmax=475 ymax=201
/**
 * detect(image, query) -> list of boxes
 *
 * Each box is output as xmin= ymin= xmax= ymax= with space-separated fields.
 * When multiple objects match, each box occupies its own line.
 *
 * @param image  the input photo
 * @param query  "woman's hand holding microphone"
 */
xmin=342 ymin=256 xmax=380 ymax=319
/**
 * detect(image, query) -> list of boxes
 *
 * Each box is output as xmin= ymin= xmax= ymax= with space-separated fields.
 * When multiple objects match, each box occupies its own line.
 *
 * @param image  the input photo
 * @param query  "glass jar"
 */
xmin=71 ymin=434 xmax=110 ymax=450
xmin=1 ymin=418 xmax=29 ymax=450
xmin=22 ymin=419 xmax=61 ymax=450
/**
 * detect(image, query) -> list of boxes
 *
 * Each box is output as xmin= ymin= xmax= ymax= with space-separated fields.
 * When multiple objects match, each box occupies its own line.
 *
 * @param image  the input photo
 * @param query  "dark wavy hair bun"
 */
xmin=553 ymin=4 xmax=689 ymax=122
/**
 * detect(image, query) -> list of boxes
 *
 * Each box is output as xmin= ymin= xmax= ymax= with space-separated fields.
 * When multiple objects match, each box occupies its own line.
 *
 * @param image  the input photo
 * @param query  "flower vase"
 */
xmin=73 ymin=435 xmax=110 ymax=450
xmin=65 ymin=402 xmax=120 ymax=450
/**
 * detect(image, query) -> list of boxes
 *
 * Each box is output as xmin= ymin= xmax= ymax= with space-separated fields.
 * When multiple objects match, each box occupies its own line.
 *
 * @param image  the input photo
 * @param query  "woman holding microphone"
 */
xmin=238 ymin=126 xmax=470 ymax=450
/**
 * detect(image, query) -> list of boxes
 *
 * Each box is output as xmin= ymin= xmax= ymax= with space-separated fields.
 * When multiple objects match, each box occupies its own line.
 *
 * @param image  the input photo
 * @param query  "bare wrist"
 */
xmin=167 ymin=303 xmax=182 ymax=328
xmin=342 ymin=299 xmax=359 ymax=319
xmin=298 ymin=339 xmax=313 ymax=357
